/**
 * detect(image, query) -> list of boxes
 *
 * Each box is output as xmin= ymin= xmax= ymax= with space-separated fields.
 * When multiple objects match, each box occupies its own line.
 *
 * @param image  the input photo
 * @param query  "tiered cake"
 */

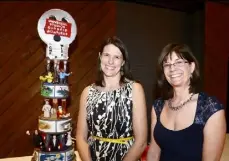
xmin=28 ymin=9 xmax=77 ymax=161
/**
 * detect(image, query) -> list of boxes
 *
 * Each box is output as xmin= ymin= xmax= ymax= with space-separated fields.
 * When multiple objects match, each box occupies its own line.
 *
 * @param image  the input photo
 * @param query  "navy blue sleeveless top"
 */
xmin=153 ymin=92 xmax=224 ymax=161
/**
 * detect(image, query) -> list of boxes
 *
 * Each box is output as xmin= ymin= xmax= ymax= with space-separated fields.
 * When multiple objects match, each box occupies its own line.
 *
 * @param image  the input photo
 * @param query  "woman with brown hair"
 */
xmin=147 ymin=43 xmax=226 ymax=161
xmin=76 ymin=36 xmax=147 ymax=161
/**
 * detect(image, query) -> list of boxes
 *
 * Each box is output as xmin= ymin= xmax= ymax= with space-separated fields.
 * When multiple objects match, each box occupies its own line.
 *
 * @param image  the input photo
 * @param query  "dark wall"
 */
xmin=116 ymin=2 xmax=204 ymax=139
xmin=186 ymin=10 xmax=205 ymax=88
xmin=204 ymin=2 xmax=229 ymax=107
xmin=204 ymin=2 xmax=229 ymax=132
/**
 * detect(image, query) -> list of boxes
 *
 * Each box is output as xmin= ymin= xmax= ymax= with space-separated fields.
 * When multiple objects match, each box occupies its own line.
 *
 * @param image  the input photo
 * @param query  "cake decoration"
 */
xmin=26 ymin=8 xmax=77 ymax=161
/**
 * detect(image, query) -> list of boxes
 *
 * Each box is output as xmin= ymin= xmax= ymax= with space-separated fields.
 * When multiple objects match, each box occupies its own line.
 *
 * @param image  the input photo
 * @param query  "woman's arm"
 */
xmin=123 ymin=82 xmax=148 ymax=161
xmin=202 ymin=110 xmax=226 ymax=161
xmin=146 ymin=106 xmax=161 ymax=161
xmin=76 ymin=86 xmax=92 ymax=161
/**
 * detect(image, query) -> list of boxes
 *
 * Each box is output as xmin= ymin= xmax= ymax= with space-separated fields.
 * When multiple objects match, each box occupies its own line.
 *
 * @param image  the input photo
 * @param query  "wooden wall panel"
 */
xmin=205 ymin=2 xmax=229 ymax=107
xmin=0 ymin=1 xmax=116 ymax=158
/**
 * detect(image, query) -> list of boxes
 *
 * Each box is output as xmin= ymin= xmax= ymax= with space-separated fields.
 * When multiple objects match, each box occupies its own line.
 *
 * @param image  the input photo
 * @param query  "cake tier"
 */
xmin=38 ymin=117 xmax=72 ymax=134
xmin=41 ymin=83 xmax=69 ymax=98
xmin=32 ymin=146 xmax=76 ymax=161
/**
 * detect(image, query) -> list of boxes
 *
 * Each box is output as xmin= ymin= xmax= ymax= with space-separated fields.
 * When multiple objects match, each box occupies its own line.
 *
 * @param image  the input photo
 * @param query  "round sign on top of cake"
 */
xmin=37 ymin=9 xmax=77 ymax=60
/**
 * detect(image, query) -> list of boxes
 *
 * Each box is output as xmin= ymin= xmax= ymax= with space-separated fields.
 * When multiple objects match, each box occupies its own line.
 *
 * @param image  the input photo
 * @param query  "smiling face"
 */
xmin=100 ymin=44 xmax=125 ymax=78
xmin=163 ymin=51 xmax=195 ymax=88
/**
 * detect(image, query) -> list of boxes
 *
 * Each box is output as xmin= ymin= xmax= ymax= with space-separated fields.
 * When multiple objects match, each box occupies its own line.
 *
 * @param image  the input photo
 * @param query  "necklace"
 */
xmin=168 ymin=93 xmax=194 ymax=111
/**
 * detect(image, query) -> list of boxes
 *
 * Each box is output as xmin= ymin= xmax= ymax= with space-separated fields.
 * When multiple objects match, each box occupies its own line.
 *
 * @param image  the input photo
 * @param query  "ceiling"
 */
xmin=121 ymin=0 xmax=229 ymax=13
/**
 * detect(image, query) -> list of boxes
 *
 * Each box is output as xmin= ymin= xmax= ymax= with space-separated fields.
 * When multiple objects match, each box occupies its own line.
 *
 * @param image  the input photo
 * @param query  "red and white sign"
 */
xmin=44 ymin=18 xmax=72 ymax=38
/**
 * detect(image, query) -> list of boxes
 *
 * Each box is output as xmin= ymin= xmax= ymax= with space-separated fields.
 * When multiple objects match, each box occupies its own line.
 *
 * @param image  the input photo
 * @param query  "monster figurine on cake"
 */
xmin=27 ymin=9 xmax=77 ymax=161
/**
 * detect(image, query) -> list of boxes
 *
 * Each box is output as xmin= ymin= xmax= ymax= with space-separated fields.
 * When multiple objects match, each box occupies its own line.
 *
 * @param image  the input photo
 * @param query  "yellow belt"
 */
xmin=92 ymin=136 xmax=133 ymax=144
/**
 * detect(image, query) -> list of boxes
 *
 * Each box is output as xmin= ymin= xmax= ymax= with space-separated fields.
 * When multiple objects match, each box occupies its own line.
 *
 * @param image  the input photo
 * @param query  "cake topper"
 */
xmin=66 ymin=131 xmax=73 ymax=146
xmin=58 ymin=69 xmax=72 ymax=84
xmin=42 ymin=99 xmax=52 ymax=118
xmin=37 ymin=9 xmax=77 ymax=60
xmin=26 ymin=130 xmax=45 ymax=150
xmin=39 ymin=72 xmax=54 ymax=83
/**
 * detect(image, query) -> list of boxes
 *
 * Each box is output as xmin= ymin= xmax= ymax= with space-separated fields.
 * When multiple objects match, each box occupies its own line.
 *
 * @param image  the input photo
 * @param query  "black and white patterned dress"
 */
xmin=86 ymin=81 xmax=134 ymax=161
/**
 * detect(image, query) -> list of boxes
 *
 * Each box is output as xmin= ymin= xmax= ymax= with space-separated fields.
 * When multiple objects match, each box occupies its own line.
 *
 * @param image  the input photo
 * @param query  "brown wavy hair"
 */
xmin=156 ymin=43 xmax=200 ymax=99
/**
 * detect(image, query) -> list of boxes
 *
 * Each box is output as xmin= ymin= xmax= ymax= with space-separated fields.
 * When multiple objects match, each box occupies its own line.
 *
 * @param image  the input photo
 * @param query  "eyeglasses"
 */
xmin=163 ymin=61 xmax=188 ymax=69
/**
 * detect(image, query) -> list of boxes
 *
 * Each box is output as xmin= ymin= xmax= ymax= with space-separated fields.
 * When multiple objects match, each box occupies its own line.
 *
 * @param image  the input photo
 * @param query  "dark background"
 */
xmin=116 ymin=1 xmax=204 ymax=137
